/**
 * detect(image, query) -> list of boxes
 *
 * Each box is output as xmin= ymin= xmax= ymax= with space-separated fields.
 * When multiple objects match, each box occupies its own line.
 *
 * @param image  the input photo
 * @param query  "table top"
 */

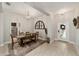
xmin=17 ymin=32 xmax=37 ymax=39
xmin=17 ymin=34 xmax=26 ymax=39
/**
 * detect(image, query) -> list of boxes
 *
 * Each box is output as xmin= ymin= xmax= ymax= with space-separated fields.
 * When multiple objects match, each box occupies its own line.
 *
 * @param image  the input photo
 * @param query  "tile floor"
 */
xmin=26 ymin=40 xmax=79 ymax=56
xmin=0 ymin=39 xmax=45 ymax=56
xmin=0 ymin=39 xmax=79 ymax=56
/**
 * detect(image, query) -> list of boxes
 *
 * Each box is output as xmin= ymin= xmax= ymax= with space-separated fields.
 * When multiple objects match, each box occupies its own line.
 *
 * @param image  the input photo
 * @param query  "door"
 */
xmin=57 ymin=23 xmax=66 ymax=41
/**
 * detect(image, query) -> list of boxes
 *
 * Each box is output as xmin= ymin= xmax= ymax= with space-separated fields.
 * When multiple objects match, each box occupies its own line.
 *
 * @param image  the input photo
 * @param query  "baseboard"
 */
xmin=4 ymin=41 xmax=11 ymax=44
xmin=0 ymin=43 xmax=4 ymax=47
xmin=54 ymin=38 xmax=76 ymax=45
xmin=0 ymin=41 xmax=11 ymax=47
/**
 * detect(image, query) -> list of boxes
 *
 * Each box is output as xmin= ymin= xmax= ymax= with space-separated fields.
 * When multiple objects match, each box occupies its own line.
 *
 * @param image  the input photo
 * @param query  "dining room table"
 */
xmin=17 ymin=32 xmax=39 ymax=47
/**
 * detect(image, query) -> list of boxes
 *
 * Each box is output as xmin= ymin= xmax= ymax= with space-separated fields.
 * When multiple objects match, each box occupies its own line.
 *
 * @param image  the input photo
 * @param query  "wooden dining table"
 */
xmin=17 ymin=32 xmax=39 ymax=47
xmin=17 ymin=34 xmax=27 ymax=47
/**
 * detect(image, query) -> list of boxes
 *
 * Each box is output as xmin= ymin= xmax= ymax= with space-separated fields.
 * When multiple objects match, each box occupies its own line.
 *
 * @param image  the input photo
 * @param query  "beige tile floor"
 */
xmin=0 ymin=39 xmax=44 ymax=56
xmin=0 ymin=44 xmax=9 ymax=56
xmin=0 ymin=40 xmax=79 ymax=56
xmin=26 ymin=40 xmax=79 ymax=56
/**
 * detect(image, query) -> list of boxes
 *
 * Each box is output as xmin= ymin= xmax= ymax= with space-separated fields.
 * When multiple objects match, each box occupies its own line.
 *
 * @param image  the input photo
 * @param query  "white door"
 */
xmin=57 ymin=23 xmax=67 ymax=41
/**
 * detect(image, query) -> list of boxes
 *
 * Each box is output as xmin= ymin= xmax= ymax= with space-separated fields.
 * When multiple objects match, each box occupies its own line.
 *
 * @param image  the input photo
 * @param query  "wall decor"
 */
xmin=73 ymin=16 xmax=79 ymax=29
xmin=73 ymin=18 xmax=77 ymax=27
xmin=77 ymin=16 xmax=79 ymax=28
xmin=60 ymin=24 xmax=65 ymax=30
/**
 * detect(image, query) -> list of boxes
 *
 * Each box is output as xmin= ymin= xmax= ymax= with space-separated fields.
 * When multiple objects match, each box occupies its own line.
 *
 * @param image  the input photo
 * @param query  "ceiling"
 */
xmin=1 ymin=2 xmax=79 ymax=17
xmin=1 ymin=2 xmax=41 ymax=18
xmin=25 ymin=2 xmax=79 ymax=15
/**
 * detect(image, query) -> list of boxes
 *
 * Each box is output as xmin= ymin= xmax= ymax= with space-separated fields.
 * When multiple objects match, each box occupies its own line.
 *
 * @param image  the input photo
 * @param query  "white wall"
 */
xmin=0 ymin=3 xmax=4 ymax=45
xmin=34 ymin=15 xmax=48 ymax=40
xmin=53 ymin=8 xmax=79 ymax=45
xmin=3 ymin=11 xmax=55 ymax=43
xmin=0 ymin=2 xmax=40 ymax=44
xmin=33 ymin=8 xmax=79 ymax=45
xmin=3 ymin=12 xmax=34 ymax=43
xmin=0 ymin=2 xmax=56 ymax=44
xmin=0 ymin=13 xmax=4 ymax=44
xmin=33 ymin=14 xmax=55 ymax=42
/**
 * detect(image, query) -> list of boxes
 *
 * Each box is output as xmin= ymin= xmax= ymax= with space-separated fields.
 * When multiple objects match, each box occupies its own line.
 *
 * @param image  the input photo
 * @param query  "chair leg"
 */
xmin=11 ymin=35 xmax=14 ymax=49
xmin=12 ymin=38 xmax=14 ymax=49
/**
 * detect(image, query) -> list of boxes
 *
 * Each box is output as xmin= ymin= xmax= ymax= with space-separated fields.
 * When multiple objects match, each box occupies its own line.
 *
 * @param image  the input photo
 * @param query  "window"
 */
xmin=35 ymin=20 xmax=45 ymax=29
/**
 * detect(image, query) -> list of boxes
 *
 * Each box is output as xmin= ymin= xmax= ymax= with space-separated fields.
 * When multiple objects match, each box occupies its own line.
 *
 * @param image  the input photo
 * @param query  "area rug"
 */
xmin=7 ymin=39 xmax=45 ymax=56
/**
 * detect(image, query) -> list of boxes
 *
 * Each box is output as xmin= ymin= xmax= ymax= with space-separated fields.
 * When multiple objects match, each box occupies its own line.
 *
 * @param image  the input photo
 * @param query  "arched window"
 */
xmin=35 ymin=20 xmax=45 ymax=29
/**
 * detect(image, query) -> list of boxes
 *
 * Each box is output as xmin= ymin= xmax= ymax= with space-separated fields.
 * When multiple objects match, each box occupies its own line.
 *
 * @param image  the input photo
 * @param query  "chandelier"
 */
xmin=26 ymin=8 xmax=31 ymax=19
